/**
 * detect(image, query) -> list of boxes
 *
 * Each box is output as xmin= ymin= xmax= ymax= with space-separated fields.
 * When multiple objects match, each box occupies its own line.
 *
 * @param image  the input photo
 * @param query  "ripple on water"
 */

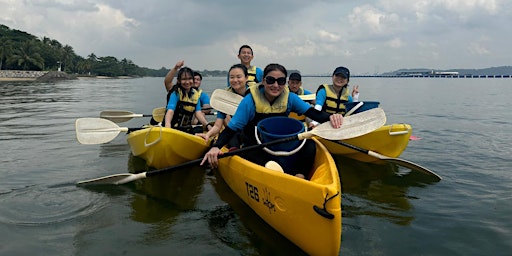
xmin=0 ymin=183 xmax=109 ymax=226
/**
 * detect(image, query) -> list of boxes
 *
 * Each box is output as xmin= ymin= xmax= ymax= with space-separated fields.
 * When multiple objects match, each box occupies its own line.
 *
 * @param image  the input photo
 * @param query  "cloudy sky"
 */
xmin=1 ymin=0 xmax=511 ymax=75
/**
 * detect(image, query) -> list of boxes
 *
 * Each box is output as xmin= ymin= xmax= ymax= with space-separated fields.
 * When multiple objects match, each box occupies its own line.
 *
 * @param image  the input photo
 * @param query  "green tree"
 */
xmin=61 ymin=44 xmax=75 ymax=72
xmin=7 ymin=39 xmax=44 ymax=70
xmin=0 ymin=38 xmax=14 ymax=70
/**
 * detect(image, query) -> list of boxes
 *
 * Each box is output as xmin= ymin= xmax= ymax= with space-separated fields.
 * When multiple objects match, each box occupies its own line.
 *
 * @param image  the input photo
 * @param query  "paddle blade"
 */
xmin=210 ymin=89 xmax=243 ymax=115
xmin=152 ymin=107 xmax=166 ymax=123
xmin=75 ymin=118 xmax=127 ymax=144
xmin=312 ymin=108 xmax=386 ymax=140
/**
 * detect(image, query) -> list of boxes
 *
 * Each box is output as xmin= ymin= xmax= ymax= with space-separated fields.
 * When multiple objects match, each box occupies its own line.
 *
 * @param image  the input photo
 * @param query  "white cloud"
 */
xmin=0 ymin=0 xmax=511 ymax=74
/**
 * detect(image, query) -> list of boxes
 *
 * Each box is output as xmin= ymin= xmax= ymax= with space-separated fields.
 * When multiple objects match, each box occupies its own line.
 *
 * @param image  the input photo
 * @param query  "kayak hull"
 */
xmin=217 ymin=138 xmax=341 ymax=255
xmin=126 ymin=126 xmax=209 ymax=169
xmin=319 ymin=123 xmax=412 ymax=162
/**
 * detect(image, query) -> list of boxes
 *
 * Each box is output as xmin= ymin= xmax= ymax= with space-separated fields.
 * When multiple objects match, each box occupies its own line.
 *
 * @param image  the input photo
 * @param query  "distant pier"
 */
xmin=303 ymin=74 xmax=511 ymax=78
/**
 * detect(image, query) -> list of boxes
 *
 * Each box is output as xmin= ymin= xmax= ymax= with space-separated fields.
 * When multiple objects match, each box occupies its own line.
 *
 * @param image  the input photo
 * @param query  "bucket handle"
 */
xmin=254 ymin=126 xmax=307 ymax=156
xmin=144 ymin=125 xmax=162 ymax=147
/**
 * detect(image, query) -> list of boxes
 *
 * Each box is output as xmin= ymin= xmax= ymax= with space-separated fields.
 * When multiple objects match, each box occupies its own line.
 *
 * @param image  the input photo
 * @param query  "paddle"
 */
xmin=76 ymin=110 xmax=386 ymax=185
xmin=210 ymin=89 xmax=243 ymax=115
xmin=75 ymin=118 xmax=203 ymax=145
xmin=330 ymin=140 xmax=441 ymax=180
xmin=100 ymin=107 xmax=166 ymax=123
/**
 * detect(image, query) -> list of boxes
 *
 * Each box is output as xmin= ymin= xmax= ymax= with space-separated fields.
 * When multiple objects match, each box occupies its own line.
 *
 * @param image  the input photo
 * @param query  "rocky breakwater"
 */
xmin=0 ymin=70 xmax=77 ymax=81
xmin=36 ymin=71 xmax=77 ymax=82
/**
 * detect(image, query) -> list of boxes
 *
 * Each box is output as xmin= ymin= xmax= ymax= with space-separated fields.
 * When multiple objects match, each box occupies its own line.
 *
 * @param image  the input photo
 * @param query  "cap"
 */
xmin=332 ymin=66 xmax=350 ymax=79
xmin=289 ymin=72 xmax=301 ymax=81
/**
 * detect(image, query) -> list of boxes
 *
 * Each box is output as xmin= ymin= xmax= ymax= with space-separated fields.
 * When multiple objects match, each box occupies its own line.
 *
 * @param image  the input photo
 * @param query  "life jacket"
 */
xmin=247 ymin=66 xmax=260 ymax=87
xmin=288 ymin=87 xmax=307 ymax=122
xmin=171 ymin=88 xmax=200 ymax=127
xmin=317 ymin=84 xmax=349 ymax=115
xmin=242 ymin=84 xmax=289 ymax=146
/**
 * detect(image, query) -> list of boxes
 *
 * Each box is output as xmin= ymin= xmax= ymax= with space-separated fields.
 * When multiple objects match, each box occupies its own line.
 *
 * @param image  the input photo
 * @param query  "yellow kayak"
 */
xmin=217 ymin=137 xmax=341 ymax=255
xmin=126 ymin=126 xmax=210 ymax=169
xmin=318 ymin=123 xmax=412 ymax=162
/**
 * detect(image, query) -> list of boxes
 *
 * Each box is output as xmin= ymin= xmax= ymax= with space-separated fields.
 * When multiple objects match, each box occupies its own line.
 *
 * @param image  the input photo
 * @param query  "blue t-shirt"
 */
xmin=227 ymin=89 xmax=311 ymax=131
xmin=166 ymin=91 xmax=202 ymax=112
xmin=315 ymin=86 xmax=353 ymax=107
xmin=199 ymin=91 xmax=210 ymax=106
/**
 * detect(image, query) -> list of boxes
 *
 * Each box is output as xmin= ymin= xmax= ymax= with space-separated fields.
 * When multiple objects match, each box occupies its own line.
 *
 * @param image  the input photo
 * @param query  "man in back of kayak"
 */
xmin=202 ymin=63 xmax=343 ymax=178
xmin=227 ymin=45 xmax=263 ymax=88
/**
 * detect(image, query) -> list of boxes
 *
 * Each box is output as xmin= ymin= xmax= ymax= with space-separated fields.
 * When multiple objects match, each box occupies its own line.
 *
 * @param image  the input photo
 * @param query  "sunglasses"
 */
xmin=265 ymin=76 xmax=287 ymax=86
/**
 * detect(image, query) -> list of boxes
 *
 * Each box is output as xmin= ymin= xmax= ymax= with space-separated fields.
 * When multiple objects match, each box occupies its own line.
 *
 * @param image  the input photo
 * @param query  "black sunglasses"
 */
xmin=265 ymin=76 xmax=287 ymax=86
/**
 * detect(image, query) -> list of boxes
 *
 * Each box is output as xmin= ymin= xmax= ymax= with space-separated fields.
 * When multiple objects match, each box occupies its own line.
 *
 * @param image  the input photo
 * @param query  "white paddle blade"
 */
xmin=75 ymin=118 xmax=127 ymax=144
xmin=311 ymin=108 xmax=386 ymax=140
xmin=152 ymin=107 xmax=166 ymax=123
xmin=298 ymin=94 xmax=316 ymax=101
xmin=210 ymin=89 xmax=243 ymax=115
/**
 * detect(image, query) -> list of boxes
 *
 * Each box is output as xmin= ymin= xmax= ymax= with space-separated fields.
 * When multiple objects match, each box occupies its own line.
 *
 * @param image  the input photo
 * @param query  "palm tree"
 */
xmin=60 ymin=44 xmax=75 ymax=72
xmin=7 ymin=40 xmax=44 ymax=70
xmin=0 ymin=38 xmax=14 ymax=70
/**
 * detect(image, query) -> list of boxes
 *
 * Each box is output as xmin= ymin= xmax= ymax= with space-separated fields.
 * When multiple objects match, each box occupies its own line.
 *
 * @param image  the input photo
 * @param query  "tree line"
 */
xmin=0 ymin=24 xmax=230 ymax=77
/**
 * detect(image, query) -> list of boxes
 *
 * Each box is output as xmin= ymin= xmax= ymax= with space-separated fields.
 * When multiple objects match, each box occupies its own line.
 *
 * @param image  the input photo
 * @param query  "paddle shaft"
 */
xmin=331 ymin=140 xmax=442 ymax=180
xmin=145 ymin=135 xmax=299 ymax=178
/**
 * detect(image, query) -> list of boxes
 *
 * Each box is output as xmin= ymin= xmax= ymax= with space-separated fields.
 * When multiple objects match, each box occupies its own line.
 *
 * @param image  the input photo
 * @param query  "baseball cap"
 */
xmin=289 ymin=72 xmax=301 ymax=81
xmin=332 ymin=66 xmax=350 ymax=79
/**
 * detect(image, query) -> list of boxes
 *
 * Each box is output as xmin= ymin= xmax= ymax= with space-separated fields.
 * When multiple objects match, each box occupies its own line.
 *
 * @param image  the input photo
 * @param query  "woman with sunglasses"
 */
xmin=201 ymin=63 xmax=344 ymax=178
xmin=164 ymin=66 xmax=211 ymax=133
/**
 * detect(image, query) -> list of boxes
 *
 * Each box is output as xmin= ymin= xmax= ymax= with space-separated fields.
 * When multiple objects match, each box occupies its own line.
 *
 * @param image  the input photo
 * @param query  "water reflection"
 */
xmin=337 ymin=155 xmax=437 ymax=226
xmin=127 ymin=154 xmax=206 ymax=242
xmin=208 ymin=170 xmax=307 ymax=255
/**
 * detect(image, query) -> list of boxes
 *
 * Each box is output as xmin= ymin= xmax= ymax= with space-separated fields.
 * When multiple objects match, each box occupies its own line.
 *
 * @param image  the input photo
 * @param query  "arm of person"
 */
xmin=309 ymin=88 xmax=326 ymax=127
xmin=196 ymin=118 xmax=223 ymax=142
xmin=164 ymin=93 xmax=179 ymax=128
xmin=201 ymin=97 xmax=254 ymax=168
xmin=164 ymin=109 xmax=174 ymax=128
xmin=304 ymin=107 xmax=343 ymax=129
xmin=194 ymin=101 xmax=211 ymax=130
xmin=200 ymin=92 xmax=211 ymax=114
xmin=164 ymin=60 xmax=184 ymax=92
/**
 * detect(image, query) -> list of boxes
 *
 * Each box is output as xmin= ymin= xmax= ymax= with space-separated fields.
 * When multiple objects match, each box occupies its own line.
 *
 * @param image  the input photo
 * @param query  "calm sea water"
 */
xmin=1 ymin=76 xmax=511 ymax=255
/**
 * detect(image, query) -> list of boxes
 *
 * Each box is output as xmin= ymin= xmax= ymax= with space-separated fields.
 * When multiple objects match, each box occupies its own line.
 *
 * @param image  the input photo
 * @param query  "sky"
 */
xmin=1 ymin=0 xmax=511 ymax=75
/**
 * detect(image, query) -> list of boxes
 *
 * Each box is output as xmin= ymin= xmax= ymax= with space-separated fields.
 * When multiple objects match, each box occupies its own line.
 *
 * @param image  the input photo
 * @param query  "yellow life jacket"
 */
xmin=171 ymin=88 xmax=200 ymax=127
xmin=288 ymin=87 xmax=306 ymax=122
xmin=250 ymin=84 xmax=289 ymax=114
xmin=247 ymin=66 xmax=260 ymax=87
xmin=318 ymin=84 xmax=349 ymax=115
xmin=242 ymin=85 xmax=289 ymax=146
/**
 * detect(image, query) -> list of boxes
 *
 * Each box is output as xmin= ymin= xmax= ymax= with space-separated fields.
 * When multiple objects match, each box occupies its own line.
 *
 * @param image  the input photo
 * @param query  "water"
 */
xmin=1 ymin=76 xmax=511 ymax=255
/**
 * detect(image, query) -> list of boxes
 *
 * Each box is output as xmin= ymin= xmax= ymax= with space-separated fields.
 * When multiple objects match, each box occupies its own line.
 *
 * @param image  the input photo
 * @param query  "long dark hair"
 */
xmin=167 ymin=67 xmax=194 ymax=102
xmin=229 ymin=63 xmax=248 ymax=77
xmin=171 ymin=67 xmax=194 ymax=92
